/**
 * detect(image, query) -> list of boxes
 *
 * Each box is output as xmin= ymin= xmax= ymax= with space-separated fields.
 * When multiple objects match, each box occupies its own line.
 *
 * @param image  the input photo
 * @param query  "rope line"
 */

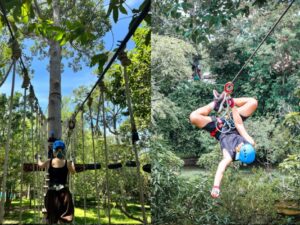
xmin=122 ymin=58 xmax=147 ymax=224
xmin=0 ymin=60 xmax=17 ymax=223
xmin=81 ymin=111 xmax=87 ymax=225
xmin=100 ymin=85 xmax=112 ymax=224
xmin=18 ymin=87 xmax=27 ymax=225
xmin=0 ymin=61 xmax=14 ymax=87
xmin=88 ymin=102 xmax=101 ymax=225
xmin=231 ymin=0 xmax=296 ymax=83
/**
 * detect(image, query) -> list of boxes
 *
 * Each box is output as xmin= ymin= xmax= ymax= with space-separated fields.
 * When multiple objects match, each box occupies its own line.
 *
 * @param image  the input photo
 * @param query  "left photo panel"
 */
xmin=0 ymin=0 xmax=151 ymax=224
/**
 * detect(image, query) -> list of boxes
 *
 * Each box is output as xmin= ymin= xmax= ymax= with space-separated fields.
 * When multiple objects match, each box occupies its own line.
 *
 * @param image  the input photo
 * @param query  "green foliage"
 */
xmin=197 ymin=146 xmax=221 ymax=169
xmin=152 ymin=0 xmax=271 ymax=44
xmin=90 ymin=52 xmax=109 ymax=73
xmin=207 ymin=3 xmax=300 ymax=116
xmin=151 ymin=2 xmax=300 ymax=225
xmin=152 ymin=34 xmax=197 ymax=96
xmin=151 ymin=139 xmax=184 ymax=224
xmin=219 ymin=168 xmax=281 ymax=224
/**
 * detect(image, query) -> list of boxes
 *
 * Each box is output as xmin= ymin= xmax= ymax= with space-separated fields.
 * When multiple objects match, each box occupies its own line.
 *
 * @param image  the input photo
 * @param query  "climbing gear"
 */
xmin=224 ymin=82 xmax=234 ymax=94
xmin=211 ymin=186 xmax=220 ymax=198
xmin=53 ymin=140 xmax=66 ymax=159
xmin=53 ymin=140 xmax=65 ymax=151
xmin=210 ymin=117 xmax=224 ymax=138
xmin=68 ymin=118 xmax=76 ymax=130
xmin=235 ymin=143 xmax=256 ymax=164
xmin=213 ymin=90 xmax=226 ymax=113
xmin=48 ymin=184 xmax=68 ymax=191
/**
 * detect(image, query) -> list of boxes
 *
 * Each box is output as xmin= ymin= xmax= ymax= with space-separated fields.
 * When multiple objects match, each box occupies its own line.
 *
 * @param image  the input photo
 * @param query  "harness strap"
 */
xmin=210 ymin=117 xmax=223 ymax=137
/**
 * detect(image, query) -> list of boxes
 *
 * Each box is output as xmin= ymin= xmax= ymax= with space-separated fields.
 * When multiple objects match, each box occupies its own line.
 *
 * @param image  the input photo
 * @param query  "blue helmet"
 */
xmin=53 ymin=140 xmax=65 ymax=152
xmin=236 ymin=143 xmax=256 ymax=164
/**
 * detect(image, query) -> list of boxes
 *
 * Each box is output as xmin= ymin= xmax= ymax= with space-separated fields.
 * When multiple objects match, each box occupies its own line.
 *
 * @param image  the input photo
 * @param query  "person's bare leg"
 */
xmin=233 ymin=97 xmax=258 ymax=117
xmin=232 ymin=107 xmax=255 ymax=145
xmin=190 ymin=102 xmax=215 ymax=128
xmin=211 ymin=149 xmax=232 ymax=198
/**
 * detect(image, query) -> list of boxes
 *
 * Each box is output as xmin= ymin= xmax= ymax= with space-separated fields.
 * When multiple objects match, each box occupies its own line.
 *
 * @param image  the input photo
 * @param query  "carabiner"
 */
xmin=224 ymin=82 xmax=234 ymax=94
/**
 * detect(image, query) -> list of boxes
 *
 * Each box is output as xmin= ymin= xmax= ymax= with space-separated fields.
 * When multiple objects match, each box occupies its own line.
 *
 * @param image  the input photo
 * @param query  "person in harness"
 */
xmin=189 ymin=90 xmax=258 ymax=198
xmin=36 ymin=140 xmax=76 ymax=224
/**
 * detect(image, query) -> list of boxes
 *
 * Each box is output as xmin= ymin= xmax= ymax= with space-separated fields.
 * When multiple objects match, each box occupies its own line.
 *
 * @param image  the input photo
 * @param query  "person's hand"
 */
xmin=34 ymin=153 xmax=41 ymax=161
xmin=211 ymin=186 xmax=220 ymax=198
xmin=226 ymin=95 xmax=235 ymax=108
xmin=70 ymin=155 xmax=76 ymax=164
xmin=248 ymin=137 xmax=255 ymax=147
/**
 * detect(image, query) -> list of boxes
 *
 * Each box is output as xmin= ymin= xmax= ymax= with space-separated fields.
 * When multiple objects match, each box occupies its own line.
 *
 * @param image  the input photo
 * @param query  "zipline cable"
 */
xmin=231 ymin=0 xmax=296 ymax=83
xmin=0 ymin=60 xmax=17 ymax=223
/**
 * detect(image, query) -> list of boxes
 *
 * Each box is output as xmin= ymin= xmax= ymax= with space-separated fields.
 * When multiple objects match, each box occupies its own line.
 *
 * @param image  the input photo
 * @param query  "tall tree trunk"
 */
xmin=48 ymin=0 xmax=62 ymax=139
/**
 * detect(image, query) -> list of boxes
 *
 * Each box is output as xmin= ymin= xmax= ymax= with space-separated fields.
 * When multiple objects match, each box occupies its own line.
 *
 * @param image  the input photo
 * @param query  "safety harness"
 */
xmin=210 ymin=117 xmax=224 ymax=138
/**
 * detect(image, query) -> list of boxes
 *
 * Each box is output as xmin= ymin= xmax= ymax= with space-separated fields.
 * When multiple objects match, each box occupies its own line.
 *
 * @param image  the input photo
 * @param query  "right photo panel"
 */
xmin=151 ymin=1 xmax=300 ymax=224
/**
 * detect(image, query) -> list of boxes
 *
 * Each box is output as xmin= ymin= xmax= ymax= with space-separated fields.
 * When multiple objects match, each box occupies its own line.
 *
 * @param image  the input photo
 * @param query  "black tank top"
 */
xmin=48 ymin=159 xmax=68 ymax=185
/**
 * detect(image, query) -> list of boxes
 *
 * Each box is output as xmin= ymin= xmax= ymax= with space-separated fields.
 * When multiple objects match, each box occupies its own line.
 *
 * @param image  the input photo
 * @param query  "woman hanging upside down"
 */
xmin=36 ymin=140 xmax=76 ymax=224
xmin=189 ymin=91 xmax=258 ymax=198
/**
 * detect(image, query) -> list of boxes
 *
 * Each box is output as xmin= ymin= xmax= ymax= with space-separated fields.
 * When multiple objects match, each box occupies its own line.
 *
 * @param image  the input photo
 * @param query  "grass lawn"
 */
xmin=180 ymin=166 xmax=208 ymax=179
xmin=3 ymin=199 xmax=151 ymax=224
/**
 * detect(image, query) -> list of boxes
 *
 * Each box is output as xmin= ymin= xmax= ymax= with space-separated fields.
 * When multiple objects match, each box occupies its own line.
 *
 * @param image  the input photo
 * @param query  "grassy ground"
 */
xmin=180 ymin=166 xmax=208 ymax=179
xmin=3 ymin=199 xmax=151 ymax=224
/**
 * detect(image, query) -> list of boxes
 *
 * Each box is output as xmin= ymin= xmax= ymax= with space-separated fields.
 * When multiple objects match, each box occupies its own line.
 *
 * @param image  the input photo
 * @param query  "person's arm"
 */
xmin=36 ymin=155 xmax=50 ymax=169
xmin=211 ymin=150 xmax=232 ymax=198
xmin=67 ymin=160 xmax=76 ymax=174
xmin=232 ymin=107 xmax=255 ymax=146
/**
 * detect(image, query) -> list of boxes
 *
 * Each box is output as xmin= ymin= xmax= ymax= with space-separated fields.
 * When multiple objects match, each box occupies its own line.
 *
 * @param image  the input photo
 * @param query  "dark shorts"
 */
xmin=45 ymin=187 xmax=74 ymax=223
xmin=220 ymin=133 xmax=249 ymax=160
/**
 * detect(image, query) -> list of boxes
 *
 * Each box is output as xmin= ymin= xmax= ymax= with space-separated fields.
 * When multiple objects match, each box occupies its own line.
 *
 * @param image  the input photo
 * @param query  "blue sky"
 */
xmin=1 ymin=0 xmax=143 ymax=113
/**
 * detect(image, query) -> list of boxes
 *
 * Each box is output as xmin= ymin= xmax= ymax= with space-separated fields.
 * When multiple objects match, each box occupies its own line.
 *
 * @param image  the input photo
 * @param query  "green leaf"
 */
xmin=106 ymin=3 xmax=113 ymax=17
xmin=113 ymin=7 xmax=119 ymax=23
xmin=21 ymin=0 xmax=30 ymax=24
xmin=59 ymin=37 xmax=68 ymax=46
xmin=54 ymin=32 xmax=64 ymax=41
xmin=119 ymin=4 xmax=128 ymax=15
xmin=90 ymin=52 xmax=109 ymax=68
xmin=181 ymin=2 xmax=193 ymax=12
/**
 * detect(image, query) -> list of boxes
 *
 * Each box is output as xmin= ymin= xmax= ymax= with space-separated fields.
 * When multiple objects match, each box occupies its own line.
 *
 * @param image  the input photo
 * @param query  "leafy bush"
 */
xmin=220 ymin=168 xmax=281 ymax=224
xmin=197 ymin=146 xmax=222 ymax=169
xmin=151 ymin=139 xmax=184 ymax=224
